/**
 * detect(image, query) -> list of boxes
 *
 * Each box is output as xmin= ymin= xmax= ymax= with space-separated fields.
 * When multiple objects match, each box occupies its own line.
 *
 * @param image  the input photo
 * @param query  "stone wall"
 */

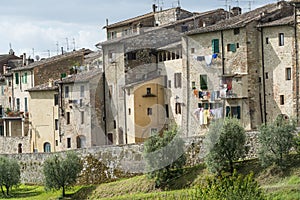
xmin=0 ymin=136 xmax=31 ymax=154
xmin=2 ymin=132 xmax=260 ymax=184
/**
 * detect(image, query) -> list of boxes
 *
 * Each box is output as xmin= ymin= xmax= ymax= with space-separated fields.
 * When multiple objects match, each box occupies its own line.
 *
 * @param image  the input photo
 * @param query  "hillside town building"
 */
xmin=1 ymin=1 xmax=300 ymax=153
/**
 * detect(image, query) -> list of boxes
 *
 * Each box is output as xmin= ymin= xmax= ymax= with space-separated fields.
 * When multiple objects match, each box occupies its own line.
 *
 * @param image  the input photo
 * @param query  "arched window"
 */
xmin=76 ymin=136 xmax=86 ymax=149
xmin=44 ymin=142 xmax=51 ymax=153
xmin=18 ymin=143 xmax=22 ymax=154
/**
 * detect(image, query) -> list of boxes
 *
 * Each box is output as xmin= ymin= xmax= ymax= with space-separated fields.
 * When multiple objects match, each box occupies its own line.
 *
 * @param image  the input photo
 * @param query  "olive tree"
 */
xmin=204 ymin=117 xmax=247 ymax=174
xmin=43 ymin=152 xmax=82 ymax=197
xmin=144 ymin=126 xmax=186 ymax=188
xmin=0 ymin=156 xmax=20 ymax=196
xmin=258 ymin=115 xmax=296 ymax=167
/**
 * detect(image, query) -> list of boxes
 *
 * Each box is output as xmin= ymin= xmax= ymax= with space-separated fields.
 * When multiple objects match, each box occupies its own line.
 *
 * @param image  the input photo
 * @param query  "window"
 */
xmin=54 ymin=94 xmax=59 ymax=105
xmin=168 ymin=80 xmax=171 ymax=88
xmin=18 ymin=143 xmax=22 ymax=153
xmin=113 ymin=120 xmax=116 ymax=129
xmin=151 ymin=128 xmax=158 ymax=136
xmin=192 ymin=81 xmax=196 ymax=89
xmin=61 ymin=73 xmax=67 ymax=78
xmin=80 ymin=85 xmax=84 ymax=97
xmin=1 ymin=86 xmax=4 ymax=95
xmin=279 ymin=33 xmax=284 ymax=46
xmin=55 ymin=119 xmax=59 ymax=130
xmin=266 ymin=37 xmax=269 ymax=44
xmin=181 ymin=25 xmax=188 ymax=32
xmin=165 ymin=104 xmax=169 ymax=118
xmin=280 ymin=95 xmax=284 ymax=105
xmin=80 ymin=99 xmax=83 ymax=107
xmin=226 ymin=106 xmax=241 ymax=119
xmin=233 ymin=28 xmax=240 ymax=35
xmin=55 ymin=140 xmax=58 ymax=146
xmin=164 ymin=76 xmax=168 ymax=88
xmin=200 ymin=75 xmax=208 ymax=90
xmin=15 ymin=73 xmax=19 ymax=84
xmin=44 ymin=142 xmax=51 ymax=152
xmin=236 ymin=43 xmax=239 ymax=48
xmin=81 ymin=111 xmax=84 ymax=124
xmin=265 ymin=72 xmax=269 ymax=79
xmin=107 ymin=133 xmax=113 ymax=145
xmin=127 ymin=52 xmax=136 ymax=60
xmin=67 ymin=138 xmax=71 ymax=148
xmin=128 ymin=108 xmax=131 ymax=115
xmin=24 ymin=97 xmax=28 ymax=112
xmin=146 ymin=88 xmax=151 ymax=95
xmin=66 ymin=112 xmax=70 ymax=124
xmin=227 ymin=44 xmax=236 ymax=52
xmin=175 ymin=103 xmax=182 ymax=114
xmin=174 ymin=73 xmax=182 ymax=88
xmin=65 ymin=86 xmax=69 ymax=98
xmin=16 ymin=98 xmax=20 ymax=111
xmin=212 ymin=39 xmax=220 ymax=53
xmin=22 ymin=72 xmax=27 ymax=84
xmin=286 ymin=68 xmax=291 ymax=80
xmin=191 ymin=48 xmax=195 ymax=53
xmin=147 ymin=108 xmax=152 ymax=115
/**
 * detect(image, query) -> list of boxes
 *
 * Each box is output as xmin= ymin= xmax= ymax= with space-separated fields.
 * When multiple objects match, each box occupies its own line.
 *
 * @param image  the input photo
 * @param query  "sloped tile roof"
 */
xmin=186 ymin=1 xmax=291 ymax=35
xmin=12 ymin=48 xmax=92 ymax=71
xmin=58 ymin=68 xmax=102 ymax=84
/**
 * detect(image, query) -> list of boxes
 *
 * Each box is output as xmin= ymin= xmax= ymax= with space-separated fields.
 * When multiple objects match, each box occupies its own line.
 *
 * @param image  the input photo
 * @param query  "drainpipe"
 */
xmin=184 ymin=36 xmax=190 ymax=137
xmin=123 ymin=87 xmax=127 ymax=144
xmin=221 ymin=30 xmax=226 ymax=117
xmin=294 ymin=4 xmax=300 ymax=123
xmin=102 ymin=72 xmax=108 ymax=145
xmin=260 ymin=27 xmax=267 ymax=124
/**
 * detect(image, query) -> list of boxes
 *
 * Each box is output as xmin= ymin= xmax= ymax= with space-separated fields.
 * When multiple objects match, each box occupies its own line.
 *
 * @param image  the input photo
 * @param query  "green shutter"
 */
xmin=24 ymin=72 xmax=27 ymax=83
xmin=230 ymin=44 xmax=236 ymax=52
xmin=226 ymin=106 xmax=230 ymax=117
xmin=212 ymin=39 xmax=219 ymax=53
xmin=237 ymin=106 xmax=241 ymax=119
xmin=15 ymin=73 xmax=19 ymax=84
xmin=200 ymin=75 xmax=208 ymax=90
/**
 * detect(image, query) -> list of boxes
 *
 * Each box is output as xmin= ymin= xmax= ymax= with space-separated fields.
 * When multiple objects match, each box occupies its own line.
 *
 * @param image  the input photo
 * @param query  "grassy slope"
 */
xmin=87 ymin=155 xmax=300 ymax=200
xmin=0 ymin=155 xmax=299 ymax=199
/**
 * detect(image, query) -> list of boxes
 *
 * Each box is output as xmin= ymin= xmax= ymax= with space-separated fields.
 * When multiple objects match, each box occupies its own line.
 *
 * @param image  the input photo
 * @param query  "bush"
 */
xmin=258 ymin=115 xmax=296 ymax=168
xmin=204 ymin=118 xmax=247 ymax=174
xmin=0 ymin=156 xmax=20 ymax=196
xmin=195 ymin=171 xmax=265 ymax=200
xmin=43 ymin=152 xmax=82 ymax=197
xmin=144 ymin=126 xmax=186 ymax=188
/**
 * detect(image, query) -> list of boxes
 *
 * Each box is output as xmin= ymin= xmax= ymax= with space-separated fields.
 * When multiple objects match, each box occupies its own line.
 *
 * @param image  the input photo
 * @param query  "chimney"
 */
xmin=231 ymin=7 xmax=242 ymax=17
xmin=3 ymin=64 xmax=7 ymax=74
xmin=22 ymin=53 xmax=26 ymax=66
xmin=152 ymin=4 xmax=157 ymax=13
xmin=61 ymin=47 xmax=64 ymax=55
xmin=48 ymin=78 xmax=53 ymax=87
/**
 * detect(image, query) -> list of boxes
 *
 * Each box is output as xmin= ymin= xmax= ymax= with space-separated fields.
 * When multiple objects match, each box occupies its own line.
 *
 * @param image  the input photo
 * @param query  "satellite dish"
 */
xmin=35 ymin=55 xmax=40 ymax=61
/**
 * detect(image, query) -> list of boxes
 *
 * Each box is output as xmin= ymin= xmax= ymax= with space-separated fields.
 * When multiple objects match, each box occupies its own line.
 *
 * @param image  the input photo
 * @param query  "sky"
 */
xmin=0 ymin=0 xmax=276 ymax=59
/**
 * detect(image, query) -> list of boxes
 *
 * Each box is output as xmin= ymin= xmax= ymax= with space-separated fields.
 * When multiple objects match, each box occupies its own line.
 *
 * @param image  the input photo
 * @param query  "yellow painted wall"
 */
xmin=133 ymin=77 xmax=165 ymax=143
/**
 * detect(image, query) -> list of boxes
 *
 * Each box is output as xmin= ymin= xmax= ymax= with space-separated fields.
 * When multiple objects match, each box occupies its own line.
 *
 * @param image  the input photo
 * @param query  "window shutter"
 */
xmin=230 ymin=44 xmax=236 ymax=52
xmin=212 ymin=39 xmax=220 ymax=53
xmin=226 ymin=106 xmax=230 ymax=117
xmin=237 ymin=106 xmax=241 ymax=119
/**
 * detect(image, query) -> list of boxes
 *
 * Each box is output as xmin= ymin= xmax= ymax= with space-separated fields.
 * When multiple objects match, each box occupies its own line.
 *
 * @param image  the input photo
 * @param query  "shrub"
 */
xmin=258 ymin=115 xmax=296 ymax=168
xmin=43 ymin=152 xmax=82 ymax=197
xmin=195 ymin=171 xmax=265 ymax=200
xmin=204 ymin=118 xmax=247 ymax=174
xmin=144 ymin=126 xmax=186 ymax=188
